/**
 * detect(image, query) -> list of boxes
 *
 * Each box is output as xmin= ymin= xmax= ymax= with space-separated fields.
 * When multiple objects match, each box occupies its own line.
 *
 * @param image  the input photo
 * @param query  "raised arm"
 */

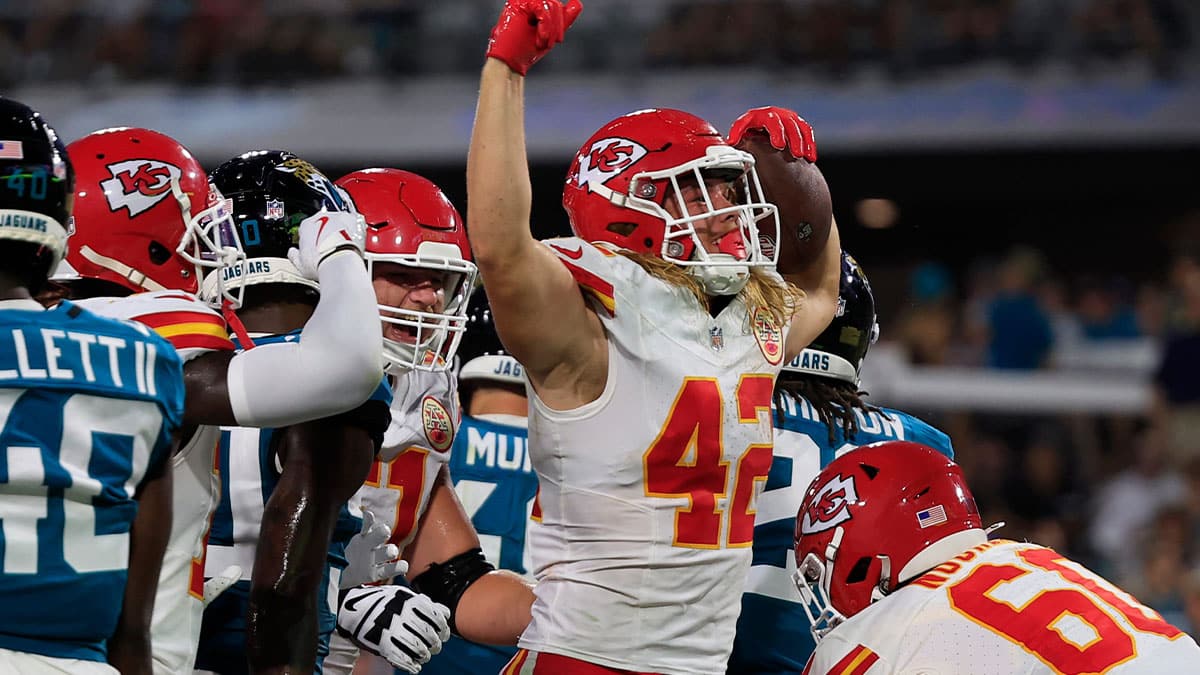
xmin=785 ymin=218 xmax=841 ymax=361
xmin=467 ymin=0 xmax=598 ymax=384
xmin=726 ymin=106 xmax=841 ymax=360
xmin=181 ymin=211 xmax=384 ymax=428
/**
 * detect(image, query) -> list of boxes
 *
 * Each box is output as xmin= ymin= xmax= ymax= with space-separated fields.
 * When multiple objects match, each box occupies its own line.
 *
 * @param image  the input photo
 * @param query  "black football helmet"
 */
xmin=0 ymin=97 xmax=74 ymax=281
xmin=204 ymin=150 xmax=357 ymax=297
xmin=457 ymin=284 xmax=524 ymax=387
xmin=781 ymin=251 xmax=879 ymax=385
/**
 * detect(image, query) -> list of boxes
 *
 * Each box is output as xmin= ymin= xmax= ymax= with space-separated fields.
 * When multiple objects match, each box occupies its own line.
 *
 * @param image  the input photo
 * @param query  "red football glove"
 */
xmin=486 ymin=0 xmax=584 ymax=76
xmin=728 ymin=106 xmax=818 ymax=163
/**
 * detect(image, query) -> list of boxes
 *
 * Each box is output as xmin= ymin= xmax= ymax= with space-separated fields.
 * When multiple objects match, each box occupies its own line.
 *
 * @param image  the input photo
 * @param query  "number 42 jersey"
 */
xmin=522 ymin=239 xmax=788 ymax=675
xmin=0 ymin=299 xmax=183 ymax=662
xmin=807 ymin=540 xmax=1200 ymax=675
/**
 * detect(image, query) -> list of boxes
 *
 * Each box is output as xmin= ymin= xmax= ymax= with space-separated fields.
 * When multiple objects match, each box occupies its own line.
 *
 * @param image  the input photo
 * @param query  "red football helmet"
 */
xmin=66 ymin=127 xmax=245 ymax=306
xmin=793 ymin=441 xmax=985 ymax=642
xmin=562 ymin=108 xmax=779 ymax=296
xmin=335 ymin=168 xmax=477 ymax=372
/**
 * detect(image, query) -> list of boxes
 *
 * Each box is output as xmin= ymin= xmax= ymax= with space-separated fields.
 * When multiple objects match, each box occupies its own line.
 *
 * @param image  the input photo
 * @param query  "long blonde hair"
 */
xmin=615 ymin=250 xmax=804 ymax=325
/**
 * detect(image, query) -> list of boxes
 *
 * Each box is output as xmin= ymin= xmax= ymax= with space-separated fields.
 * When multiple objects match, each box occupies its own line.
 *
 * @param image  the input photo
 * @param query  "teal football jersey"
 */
xmin=0 ymin=300 xmax=183 ymax=662
xmin=728 ymin=392 xmax=953 ymax=674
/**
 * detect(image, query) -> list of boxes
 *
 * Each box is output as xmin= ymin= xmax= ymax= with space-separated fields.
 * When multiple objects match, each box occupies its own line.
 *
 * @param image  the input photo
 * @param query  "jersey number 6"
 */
xmin=949 ymin=547 xmax=1183 ymax=674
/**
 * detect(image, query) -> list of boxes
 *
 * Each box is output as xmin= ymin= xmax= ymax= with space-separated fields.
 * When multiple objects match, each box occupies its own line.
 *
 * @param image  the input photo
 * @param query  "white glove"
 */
xmin=202 ymin=564 xmax=243 ymax=608
xmin=286 ymin=208 xmax=366 ymax=281
xmin=340 ymin=510 xmax=408 ymax=590
xmin=336 ymin=584 xmax=451 ymax=674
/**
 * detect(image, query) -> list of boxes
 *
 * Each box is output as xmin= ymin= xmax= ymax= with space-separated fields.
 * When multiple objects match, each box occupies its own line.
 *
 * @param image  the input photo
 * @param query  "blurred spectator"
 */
xmin=981 ymin=246 xmax=1055 ymax=370
xmin=1070 ymin=0 xmax=1192 ymax=77
xmin=1088 ymin=424 xmax=1186 ymax=580
xmin=1153 ymin=251 xmax=1200 ymax=468
xmin=1002 ymin=426 xmax=1086 ymax=530
xmin=1075 ymin=276 xmax=1142 ymax=341
xmin=896 ymin=260 xmax=958 ymax=365
xmin=1184 ymin=567 xmax=1200 ymax=636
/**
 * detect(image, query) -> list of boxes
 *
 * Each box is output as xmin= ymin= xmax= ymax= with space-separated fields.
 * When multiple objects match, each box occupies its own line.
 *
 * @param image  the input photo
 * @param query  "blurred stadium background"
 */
xmin=9 ymin=0 xmax=1200 ymax=634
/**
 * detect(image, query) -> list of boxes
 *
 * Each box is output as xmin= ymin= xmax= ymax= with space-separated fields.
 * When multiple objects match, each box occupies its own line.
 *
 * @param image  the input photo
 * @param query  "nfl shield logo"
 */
xmin=709 ymin=325 xmax=725 ymax=351
xmin=265 ymin=199 xmax=285 ymax=220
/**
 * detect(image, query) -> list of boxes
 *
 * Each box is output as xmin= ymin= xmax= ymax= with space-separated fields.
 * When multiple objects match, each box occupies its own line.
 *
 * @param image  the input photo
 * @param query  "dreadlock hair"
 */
xmin=774 ymin=375 xmax=885 ymax=446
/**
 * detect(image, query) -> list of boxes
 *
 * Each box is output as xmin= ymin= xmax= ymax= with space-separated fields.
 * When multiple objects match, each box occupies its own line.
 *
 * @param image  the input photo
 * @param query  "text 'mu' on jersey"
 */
xmin=0 ymin=298 xmax=183 ymax=662
xmin=728 ymin=390 xmax=953 ymax=674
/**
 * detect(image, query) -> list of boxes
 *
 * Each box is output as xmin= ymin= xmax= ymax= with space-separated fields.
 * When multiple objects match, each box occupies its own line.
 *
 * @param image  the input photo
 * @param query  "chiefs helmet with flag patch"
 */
xmin=562 ymin=108 xmax=779 ymax=296
xmin=793 ymin=441 xmax=985 ymax=643
xmin=335 ymin=168 xmax=477 ymax=372
xmin=205 ymin=150 xmax=357 ymax=300
xmin=66 ymin=127 xmax=245 ymax=307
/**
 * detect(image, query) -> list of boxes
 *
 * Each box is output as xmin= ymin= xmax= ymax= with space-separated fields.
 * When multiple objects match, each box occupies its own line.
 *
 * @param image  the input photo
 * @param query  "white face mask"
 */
xmin=179 ymin=186 xmax=246 ymax=309
xmin=366 ymin=247 xmax=478 ymax=373
xmin=579 ymin=144 xmax=780 ymax=297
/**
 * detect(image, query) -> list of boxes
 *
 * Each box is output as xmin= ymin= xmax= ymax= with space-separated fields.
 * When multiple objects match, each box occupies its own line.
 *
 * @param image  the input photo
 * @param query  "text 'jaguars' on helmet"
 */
xmin=781 ymin=251 xmax=879 ymax=385
xmin=206 ymin=150 xmax=357 ymax=297
xmin=0 ymin=96 xmax=74 ymax=278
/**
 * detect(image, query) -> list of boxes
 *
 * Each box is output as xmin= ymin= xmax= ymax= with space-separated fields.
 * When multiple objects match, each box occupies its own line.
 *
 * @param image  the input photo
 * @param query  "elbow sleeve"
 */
xmin=228 ymin=252 xmax=385 ymax=427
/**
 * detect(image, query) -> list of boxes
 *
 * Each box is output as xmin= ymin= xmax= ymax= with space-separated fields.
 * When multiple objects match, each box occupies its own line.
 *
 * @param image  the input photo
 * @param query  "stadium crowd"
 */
xmin=0 ymin=0 xmax=1193 ymax=87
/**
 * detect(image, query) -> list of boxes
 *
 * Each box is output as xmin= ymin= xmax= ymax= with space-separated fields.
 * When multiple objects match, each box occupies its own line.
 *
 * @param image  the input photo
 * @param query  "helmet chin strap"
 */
xmin=79 ymin=245 xmax=168 ymax=292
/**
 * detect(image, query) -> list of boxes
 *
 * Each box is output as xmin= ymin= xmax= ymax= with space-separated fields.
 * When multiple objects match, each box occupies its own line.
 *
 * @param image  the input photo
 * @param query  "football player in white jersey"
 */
xmin=0 ymin=96 xmax=180 ymax=675
xmin=794 ymin=441 xmax=1200 ymax=674
xmin=324 ymin=169 xmax=535 ymax=675
xmin=465 ymin=2 xmax=842 ymax=673
xmin=59 ymin=128 xmax=384 ymax=675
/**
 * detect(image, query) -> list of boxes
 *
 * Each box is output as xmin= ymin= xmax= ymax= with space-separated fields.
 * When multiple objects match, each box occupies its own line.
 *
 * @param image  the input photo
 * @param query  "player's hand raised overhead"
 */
xmin=486 ymin=0 xmax=583 ymax=75
xmin=728 ymin=106 xmax=818 ymax=163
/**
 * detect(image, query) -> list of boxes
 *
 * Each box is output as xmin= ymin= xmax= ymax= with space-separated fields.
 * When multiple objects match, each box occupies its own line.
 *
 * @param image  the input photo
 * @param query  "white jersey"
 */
xmin=324 ymin=368 xmax=460 ymax=675
xmin=75 ymin=291 xmax=233 ymax=675
xmin=520 ymin=238 xmax=788 ymax=675
xmin=354 ymin=368 xmax=458 ymax=549
xmin=807 ymin=540 xmax=1200 ymax=675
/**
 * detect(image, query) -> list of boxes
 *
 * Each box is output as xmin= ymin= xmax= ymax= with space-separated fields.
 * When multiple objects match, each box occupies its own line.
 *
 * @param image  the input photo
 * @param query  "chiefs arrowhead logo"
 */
xmin=101 ymin=159 xmax=183 ymax=217
xmin=576 ymin=137 xmax=648 ymax=191
xmin=800 ymin=473 xmax=859 ymax=535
